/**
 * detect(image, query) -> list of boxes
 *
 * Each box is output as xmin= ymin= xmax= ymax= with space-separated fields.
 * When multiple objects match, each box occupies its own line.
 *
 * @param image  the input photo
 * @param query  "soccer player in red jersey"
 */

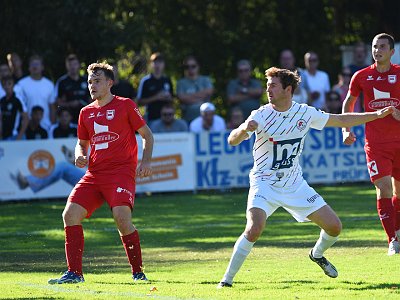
xmin=342 ymin=33 xmax=400 ymax=255
xmin=49 ymin=62 xmax=154 ymax=284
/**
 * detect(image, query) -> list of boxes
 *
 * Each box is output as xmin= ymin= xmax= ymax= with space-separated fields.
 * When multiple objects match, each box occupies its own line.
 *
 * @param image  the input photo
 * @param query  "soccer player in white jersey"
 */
xmin=217 ymin=67 xmax=400 ymax=288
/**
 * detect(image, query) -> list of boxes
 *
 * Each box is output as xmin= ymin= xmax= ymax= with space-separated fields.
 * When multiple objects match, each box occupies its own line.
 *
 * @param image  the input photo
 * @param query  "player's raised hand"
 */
xmin=391 ymin=107 xmax=400 ymax=121
xmin=243 ymin=120 xmax=258 ymax=132
xmin=136 ymin=161 xmax=152 ymax=178
xmin=75 ymin=155 xmax=88 ymax=168
xmin=377 ymin=106 xmax=396 ymax=119
xmin=342 ymin=131 xmax=356 ymax=145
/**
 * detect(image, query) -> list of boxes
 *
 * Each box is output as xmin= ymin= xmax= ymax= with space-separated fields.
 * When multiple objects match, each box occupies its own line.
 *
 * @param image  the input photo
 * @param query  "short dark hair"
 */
xmin=32 ymin=105 xmax=44 ymax=113
xmin=66 ymin=54 xmax=79 ymax=63
xmin=161 ymin=103 xmax=175 ymax=111
xmin=29 ymin=54 xmax=43 ymax=64
xmin=373 ymin=33 xmax=395 ymax=49
xmin=183 ymin=55 xmax=199 ymax=66
xmin=87 ymin=62 xmax=114 ymax=80
xmin=265 ymin=67 xmax=301 ymax=95
xmin=57 ymin=107 xmax=72 ymax=117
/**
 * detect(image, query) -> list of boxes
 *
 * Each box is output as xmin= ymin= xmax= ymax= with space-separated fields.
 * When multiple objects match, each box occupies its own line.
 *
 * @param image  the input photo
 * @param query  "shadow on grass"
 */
xmin=0 ymin=187 xmax=385 ymax=274
xmin=341 ymin=281 xmax=400 ymax=291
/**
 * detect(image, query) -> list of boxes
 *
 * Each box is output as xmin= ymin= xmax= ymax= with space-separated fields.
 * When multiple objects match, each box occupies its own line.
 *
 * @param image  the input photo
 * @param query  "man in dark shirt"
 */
xmin=25 ymin=105 xmax=48 ymax=140
xmin=137 ymin=53 xmax=174 ymax=123
xmin=111 ymin=63 xmax=136 ymax=99
xmin=0 ymin=76 xmax=28 ymax=140
xmin=55 ymin=54 xmax=91 ymax=123
xmin=49 ymin=107 xmax=77 ymax=138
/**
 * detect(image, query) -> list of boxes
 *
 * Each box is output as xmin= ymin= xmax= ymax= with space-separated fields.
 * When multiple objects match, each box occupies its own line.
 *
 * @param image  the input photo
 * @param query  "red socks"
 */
xmin=392 ymin=196 xmax=400 ymax=232
xmin=65 ymin=225 xmax=84 ymax=276
xmin=377 ymin=198 xmax=397 ymax=244
xmin=121 ymin=230 xmax=143 ymax=273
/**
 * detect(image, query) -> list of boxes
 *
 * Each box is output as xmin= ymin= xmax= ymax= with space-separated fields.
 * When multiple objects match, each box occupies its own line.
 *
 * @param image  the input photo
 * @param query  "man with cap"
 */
xmin=189 ymin=102 xmax=226 ymax=133
xmin=137 ymin=52 xmax=174 ymax=123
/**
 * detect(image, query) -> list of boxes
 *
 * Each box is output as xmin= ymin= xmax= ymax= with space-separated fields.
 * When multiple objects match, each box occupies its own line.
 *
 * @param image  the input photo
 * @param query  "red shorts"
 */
xmin=68 ymin=173 xmax=136 ymax=218
xmin=365 ymin=142 xmax=400 ymax=182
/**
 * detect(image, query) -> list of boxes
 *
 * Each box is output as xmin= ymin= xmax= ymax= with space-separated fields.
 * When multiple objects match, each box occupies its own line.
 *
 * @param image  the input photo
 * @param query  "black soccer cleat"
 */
xmin=217 ymin=281 xmax=233 ymax=289
xmin=309 ymin=249 xmax=338 ymax=278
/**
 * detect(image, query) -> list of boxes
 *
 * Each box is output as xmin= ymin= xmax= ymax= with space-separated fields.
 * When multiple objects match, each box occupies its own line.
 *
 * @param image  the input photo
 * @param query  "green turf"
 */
xmin=1 ymin=185 xmax=399 ymax=299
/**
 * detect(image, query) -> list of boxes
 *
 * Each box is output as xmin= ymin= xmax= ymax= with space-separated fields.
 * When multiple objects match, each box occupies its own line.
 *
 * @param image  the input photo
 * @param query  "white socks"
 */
xmin=312 ymin=230 xmax=339 ymax=258
xmin=221 ymin=234 xmax=255 ymax=284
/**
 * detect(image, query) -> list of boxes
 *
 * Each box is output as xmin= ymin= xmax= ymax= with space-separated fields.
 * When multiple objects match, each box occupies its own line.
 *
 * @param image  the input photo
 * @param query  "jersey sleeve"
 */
xmin=127 ymin=100 xmax=146 ymax=131
xmin=349 ymin=71 xmax=361 ymax=98
xmin=309 ymin=107 xmax=329 ymax=130
xmin=244 ymin=109 xmax=262 ymax=138
xmin=77 ymin=110 xmax=90 ymax=140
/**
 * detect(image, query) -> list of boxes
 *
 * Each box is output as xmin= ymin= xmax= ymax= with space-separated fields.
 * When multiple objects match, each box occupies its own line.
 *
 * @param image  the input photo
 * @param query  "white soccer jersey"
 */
xmin=247 ymin=101 xmax=329 ymax=189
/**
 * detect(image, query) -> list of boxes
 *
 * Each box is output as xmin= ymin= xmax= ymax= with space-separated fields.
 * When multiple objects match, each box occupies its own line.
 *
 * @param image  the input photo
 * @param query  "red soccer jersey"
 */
xmin=78 ymin=96 xmax=146 ymax=180
xmin=349 ymin=63 xmax=400 ymax=144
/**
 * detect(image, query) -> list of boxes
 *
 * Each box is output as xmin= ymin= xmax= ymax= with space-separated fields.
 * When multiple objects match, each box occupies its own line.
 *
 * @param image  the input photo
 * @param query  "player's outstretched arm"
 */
xmin=341 ymin=93 xmax=358 ymax=145
xmin=227 ymin=120 xmax=258 ymax=146
xmin=75 ymin=139 xmax=89 ymax=168
xmin=136 ymin=124 xmax=154 ymax=178
xmin=325 ymin=106 xmax=395 ymax=128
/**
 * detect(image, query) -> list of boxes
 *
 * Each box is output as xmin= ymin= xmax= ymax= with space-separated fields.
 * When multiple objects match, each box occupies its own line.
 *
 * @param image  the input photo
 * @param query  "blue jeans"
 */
xmin=26 ymin=161 xmax=84 ymax=193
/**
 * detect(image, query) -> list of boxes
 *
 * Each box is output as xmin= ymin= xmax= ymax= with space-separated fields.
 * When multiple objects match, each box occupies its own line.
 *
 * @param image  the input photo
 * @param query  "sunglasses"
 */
xmin=162 ymin=112 xmax=174 ymax=117
xmin=184 ymin=64 xmax=197 ymax=70
xmin=238 ymin=68 xmax=250 ymax=73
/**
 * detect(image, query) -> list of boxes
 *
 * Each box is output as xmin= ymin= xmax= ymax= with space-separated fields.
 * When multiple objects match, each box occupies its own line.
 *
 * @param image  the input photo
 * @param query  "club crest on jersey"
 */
xmin=296 ymin=119 xmax=307 ymax=131
xmin=388 ymin=75 xmax=397 ymax=84
xmin=106 ymin=109 xmax=115 ymax=120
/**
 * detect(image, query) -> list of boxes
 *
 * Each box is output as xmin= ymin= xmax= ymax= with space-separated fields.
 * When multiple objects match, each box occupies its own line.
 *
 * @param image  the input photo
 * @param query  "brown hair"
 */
xmin=373 ymin=33 xmax=395 ymax=49
xmin=265 ymin=67 xmax=301 ymax=95
xmin=87 ymin=62 xmax=114 ymax=80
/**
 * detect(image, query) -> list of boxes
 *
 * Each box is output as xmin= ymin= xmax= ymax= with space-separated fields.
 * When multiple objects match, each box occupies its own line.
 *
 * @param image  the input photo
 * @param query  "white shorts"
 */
xmin=247 ymin=177 xmax=326 ymax=222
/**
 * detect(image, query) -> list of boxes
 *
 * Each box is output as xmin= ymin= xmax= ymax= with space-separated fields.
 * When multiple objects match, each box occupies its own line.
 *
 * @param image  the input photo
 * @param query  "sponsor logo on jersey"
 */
xmin=134 ymin=107 xmax=144 ymax=120
xmin=368 ymin=98 xmax=400 ymax=110
xmin=91 ymin=131 xmax=119 ymax=145
xmin=106 ymin=109 xmax=115 ymax=120
xmin=388 ymin=75 xmax=397 ymax=84
xmin=97 ymin=112 xmax=104 ymax=117
xmin=367 ymin=75 xmax=374 ymax=81
xmin=88 ymin=112 xmax=95 ymax=118
xmin=377 ymin=76 xmax=385 ymax=81
xmin=28 ymin=150 xmax=55 ymax=178
xmin=367 ymin=160 xmax=378 ymax=177
xmin=271 ymin=138 xmax=302 ymax=170
xmin=296 ymin=119 xmax=307 ymax=131
xmin=116 ymin=187 xmax=134 ymax=204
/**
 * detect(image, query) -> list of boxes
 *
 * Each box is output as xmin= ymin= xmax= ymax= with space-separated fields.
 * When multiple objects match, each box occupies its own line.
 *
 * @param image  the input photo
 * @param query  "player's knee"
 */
xmin=244 ymin=224 xmax=264 ymax=242
xmin=326 ymin=220 xmax=342 ymax=237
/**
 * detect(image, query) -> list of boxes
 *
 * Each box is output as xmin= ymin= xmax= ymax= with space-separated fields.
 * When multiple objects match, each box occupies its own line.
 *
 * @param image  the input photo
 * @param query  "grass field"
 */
xmin=1 ymin=184 xmax=400 ymax=299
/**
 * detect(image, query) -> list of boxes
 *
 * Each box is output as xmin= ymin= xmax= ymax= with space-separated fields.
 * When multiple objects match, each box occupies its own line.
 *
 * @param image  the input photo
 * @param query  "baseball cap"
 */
xmin=200 ymin=102 xmax=215 ymax=113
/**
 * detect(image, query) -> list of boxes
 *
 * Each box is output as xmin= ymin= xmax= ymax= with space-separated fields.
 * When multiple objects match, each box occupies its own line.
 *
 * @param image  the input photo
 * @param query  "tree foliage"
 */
xmin=1 ymin=0 xmax=399 ymax=105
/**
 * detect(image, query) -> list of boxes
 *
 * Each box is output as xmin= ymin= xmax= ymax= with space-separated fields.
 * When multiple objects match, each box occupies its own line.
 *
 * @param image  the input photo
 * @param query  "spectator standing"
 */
xmin=324 ymin=90 xmax=342 ymax=114
xmin=55 ymin=54 xmax=91 ymax=124
xmin=0 ymin=76 xmax=28 ymax=140
xmin=226 ymin=106 xmax=245 ymax=130
xmin=49 ymin=108 xmax=77 ymax=139
xmin=348 ymin=42 xmax=369 ymax=75
xmin=17 ymin=55 xmax=55 ymax=130
xmin=150 ymin=104 xmax=188 ymax=133
xmin=226 ymin=59 xmax=263 ymax=119
xmin=137 ymin=53 xmax=173 ymax=123
xmin=189 ymin=102 xmax=226 ymax=133
xmin=7 ymin=52 xmax=25 ymax=82
xmin=111 ymin=63 xmax=136 ymax=100
xmin=0 ymin=63 xmax=23 ymax=100
xmin=303 ymin=51 xmax=330 ymax=109
xmin=177 ymin=55 xmax=214 ymax=124
xmin=332 ymin=67 xmax=363 ymax=112
xmin=25 ymin=105 xmax=48 ymax=140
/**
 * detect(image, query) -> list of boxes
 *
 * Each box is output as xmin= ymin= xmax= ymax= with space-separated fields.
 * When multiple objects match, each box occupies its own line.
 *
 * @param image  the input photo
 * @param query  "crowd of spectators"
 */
xmin=0 ymin=43 xmax=371 ymax=140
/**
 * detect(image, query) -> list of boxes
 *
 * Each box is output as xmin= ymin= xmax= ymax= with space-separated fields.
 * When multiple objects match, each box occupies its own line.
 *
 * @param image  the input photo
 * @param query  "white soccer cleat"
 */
xmin=387 ymin=240 xmax=400 ymax=256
